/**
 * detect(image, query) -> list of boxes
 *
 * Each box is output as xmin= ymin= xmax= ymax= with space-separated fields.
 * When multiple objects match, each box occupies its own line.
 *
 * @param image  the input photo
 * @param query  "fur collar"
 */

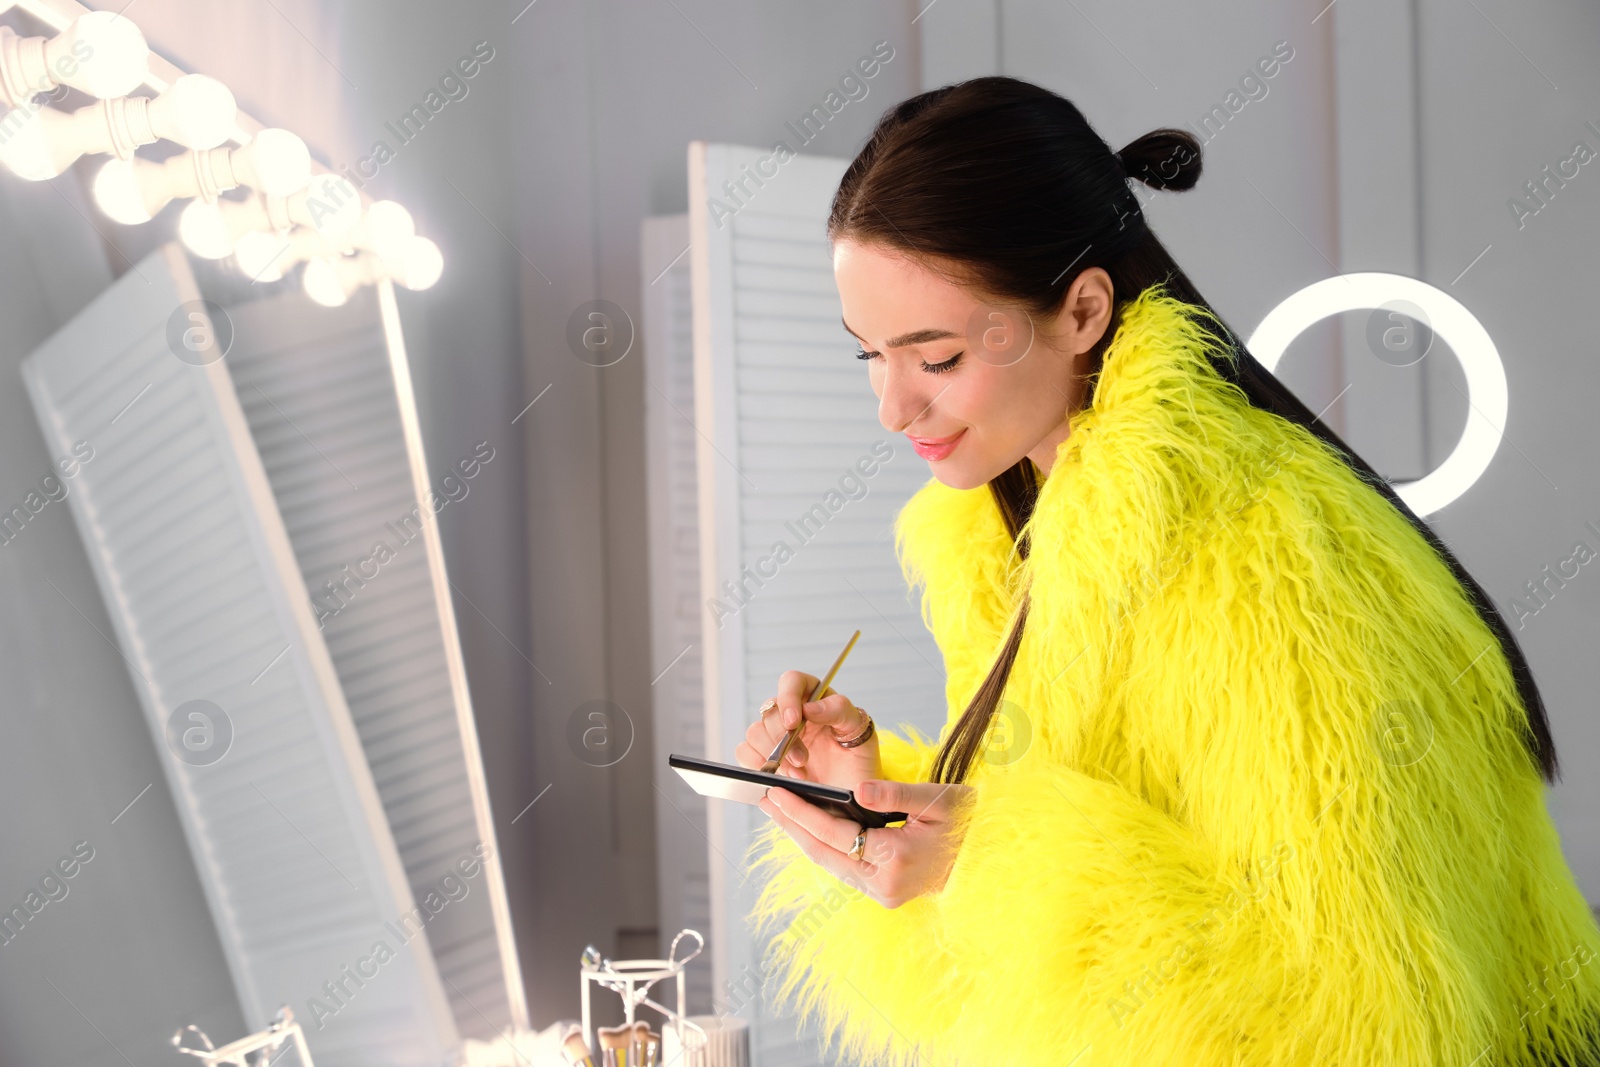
xmin=892 ymin=284 xmax=1299 ymax=771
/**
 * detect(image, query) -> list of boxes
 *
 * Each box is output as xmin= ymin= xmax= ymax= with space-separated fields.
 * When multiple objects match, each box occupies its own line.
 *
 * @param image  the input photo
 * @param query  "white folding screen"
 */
xmin=686 ymin=143 xmax=946 ymax=1066
xmin=224 ymin=283 xmax=528 ymax=1042
xmin=642 ymin=213 xmax=715 ymax=1015
xmin=21 ymin=244 xmax=459 ymax=1067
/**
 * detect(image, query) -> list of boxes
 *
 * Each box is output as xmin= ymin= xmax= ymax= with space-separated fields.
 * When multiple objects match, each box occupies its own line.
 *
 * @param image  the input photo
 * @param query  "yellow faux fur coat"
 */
xmin=744 ymin=286 xmax=1600 ymax=1065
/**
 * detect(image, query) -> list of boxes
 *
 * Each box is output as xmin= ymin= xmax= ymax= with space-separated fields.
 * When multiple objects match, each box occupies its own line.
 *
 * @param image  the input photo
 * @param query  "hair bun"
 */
xmin=1116 ymin=127 xmax=1203 ymax=192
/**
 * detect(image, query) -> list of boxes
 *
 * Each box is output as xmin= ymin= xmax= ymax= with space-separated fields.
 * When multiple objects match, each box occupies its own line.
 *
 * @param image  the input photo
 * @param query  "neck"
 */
xmin=1027 ymin=417 xmax=1073 ymax=478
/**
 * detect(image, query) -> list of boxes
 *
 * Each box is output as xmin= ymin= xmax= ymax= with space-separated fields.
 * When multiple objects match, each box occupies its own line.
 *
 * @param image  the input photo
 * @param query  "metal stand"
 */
xmin=579 ymin=929 xmax=707 ymax=1060
xmin=172 ymin=1006 xmax=313 ymax=1067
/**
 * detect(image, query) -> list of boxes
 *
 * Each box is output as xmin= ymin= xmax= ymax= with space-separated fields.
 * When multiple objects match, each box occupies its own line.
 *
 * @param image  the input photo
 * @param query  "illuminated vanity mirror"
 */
xmin=20 ymin=243 xmax=526 ymax=1067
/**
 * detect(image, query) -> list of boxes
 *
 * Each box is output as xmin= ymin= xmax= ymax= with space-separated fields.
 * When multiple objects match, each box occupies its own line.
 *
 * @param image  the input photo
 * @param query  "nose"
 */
xmin=876 ymin=359 xmax=932 ymax=434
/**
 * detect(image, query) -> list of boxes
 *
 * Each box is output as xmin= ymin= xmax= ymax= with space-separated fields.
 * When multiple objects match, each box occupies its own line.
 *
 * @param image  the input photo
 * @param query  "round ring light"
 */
xmin=1245 ymin=272 xmax=1506 ymax=516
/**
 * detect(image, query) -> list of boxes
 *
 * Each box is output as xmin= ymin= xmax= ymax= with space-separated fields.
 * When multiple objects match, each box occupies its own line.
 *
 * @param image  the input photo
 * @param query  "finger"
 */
xmin=748 ymin=714 xmax=787 ymax=755
xmin=799 ymin=693 xmax=869 ymax=741
xmin=766 ymin=786 xmax=861 ymax=855
xmin=744 ymin=720 xmax=768 ymax=756
xmin=751 ymin=698 xmax=812 ymax=754
xmin=757 ymin=724 xmax=802 ymax=769
xmin=759 ymin=791 xmax=827 ymax=859
xmin=736 ymin=740 xmax=809 ymax=778
xmin=856 ymin=779 xmax=975 ymax=821
xmin=759 ymin=793 xmax=874 ymax=884
xmin=775 ymin=673 xmax=836 ymax=730
xmin=775 ymin=670 xmax=820 ymax=730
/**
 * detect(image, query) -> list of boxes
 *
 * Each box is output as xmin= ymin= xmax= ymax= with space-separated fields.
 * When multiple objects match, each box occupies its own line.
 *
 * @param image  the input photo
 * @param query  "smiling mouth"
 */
xmin=908 ymin=428 xmax=966 ymax=459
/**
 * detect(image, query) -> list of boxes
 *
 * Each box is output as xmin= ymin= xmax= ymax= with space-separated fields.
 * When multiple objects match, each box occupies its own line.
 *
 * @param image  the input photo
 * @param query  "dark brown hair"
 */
xmin=827 ymin=76 xmax=1559 ymax=786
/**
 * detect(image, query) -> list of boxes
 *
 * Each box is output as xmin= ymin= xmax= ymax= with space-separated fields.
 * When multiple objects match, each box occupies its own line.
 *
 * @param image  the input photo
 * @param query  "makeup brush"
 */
xmin=629 ymin=1020 xmax=649 ymax=1067
xmin=560 ymin=1026 xmax=596 ymax=1067
xmin=760 ymin=629 xmax=860 ymax=773
xmin=598 ymin=1024 xmax=632 ymax=1067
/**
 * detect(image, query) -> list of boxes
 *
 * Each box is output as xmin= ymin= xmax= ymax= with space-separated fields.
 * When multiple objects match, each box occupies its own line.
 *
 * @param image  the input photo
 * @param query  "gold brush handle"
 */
xmin=760 ymin=629 xmax=860 ymax=772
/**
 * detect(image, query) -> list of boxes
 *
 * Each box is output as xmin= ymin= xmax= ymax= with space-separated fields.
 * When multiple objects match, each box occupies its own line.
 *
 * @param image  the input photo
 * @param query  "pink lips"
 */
xmin=908 ymin=428 xmax=966 ymax=461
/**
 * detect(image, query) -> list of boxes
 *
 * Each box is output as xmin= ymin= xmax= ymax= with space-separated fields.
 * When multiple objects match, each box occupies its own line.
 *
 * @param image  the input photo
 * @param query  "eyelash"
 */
xmin=854 ymin=347 xmax=963 ymax=375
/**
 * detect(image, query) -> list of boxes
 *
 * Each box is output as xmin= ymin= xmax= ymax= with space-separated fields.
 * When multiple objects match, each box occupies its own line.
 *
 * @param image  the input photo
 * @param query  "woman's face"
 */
xmin=833 ymin=237 xmax=1110 ymax=490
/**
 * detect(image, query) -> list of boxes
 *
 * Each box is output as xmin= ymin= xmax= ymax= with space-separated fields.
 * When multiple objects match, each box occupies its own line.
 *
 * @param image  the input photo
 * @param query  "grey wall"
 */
xmin=0 ymin=158 xmax=249 ymax=1064
xmin=1413 ymin=0 xmax=1600 ymax=890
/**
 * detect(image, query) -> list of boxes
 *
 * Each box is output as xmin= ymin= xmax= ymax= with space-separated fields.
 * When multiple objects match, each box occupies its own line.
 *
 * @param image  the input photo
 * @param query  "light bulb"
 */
xmin=180 ymin=194 xmax=294 ymax=259
xmin=368 ymin=231 xmax=442 ymax=293
xmin=302 ymin=257 xmax=350 ymax=307
xmin=1 ymin=12 xmax=149 ymax=108
xmin=234 ymin=229 xmax=290 ymax=283
xmin=231 ymin=128 xmax=310 ymax=197
xmin=149 ymin=74 xmax=236 ymax=150
xmin=0 ymin=106 xmax=69 ymax=180
xmin=179 ymin=199 xmax=233 ymax=258
xmin=82 ymin=133 xmax=317 ymax=226
xmin=180 ymin=196 xmax=276 ymax=258
xmin=2 ymin=76 xmax=239 ymax=185
xmin=399 ymin=236 xmax=443 ymax=290
xmin=297 ymin=174 xmax=363 ymax=239
xmin=91 ymin=157 xmax=152 ymax=222
xmin=362 ymin=199 xmax=414 ymax=262
xmin=59 ymin=11 xmax=150 ymax=99
xmin=90 ymin=154 xmax=191 ymax=220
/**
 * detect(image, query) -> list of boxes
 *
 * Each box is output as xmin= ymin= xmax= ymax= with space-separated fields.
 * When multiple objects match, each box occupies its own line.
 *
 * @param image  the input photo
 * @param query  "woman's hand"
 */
xmin=759 ymin=778 xmax=975 ymax=909
xmin=734 ymin=670 xmax=879 ymax=790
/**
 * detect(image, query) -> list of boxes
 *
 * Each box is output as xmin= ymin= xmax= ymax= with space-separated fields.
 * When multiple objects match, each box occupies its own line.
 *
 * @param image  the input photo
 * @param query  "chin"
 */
xmin=929 ymin=462 xmax=996 ymax=492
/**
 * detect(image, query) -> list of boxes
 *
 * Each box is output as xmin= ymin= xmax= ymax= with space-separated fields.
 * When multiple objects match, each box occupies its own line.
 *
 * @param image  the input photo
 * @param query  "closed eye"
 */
xmin=854 ymin=347 xmax=962 ymax=375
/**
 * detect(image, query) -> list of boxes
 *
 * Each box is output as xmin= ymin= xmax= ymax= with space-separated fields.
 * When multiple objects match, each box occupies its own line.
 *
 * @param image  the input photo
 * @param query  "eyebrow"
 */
xmin=841 ymin=317 xmax=961 ymax=350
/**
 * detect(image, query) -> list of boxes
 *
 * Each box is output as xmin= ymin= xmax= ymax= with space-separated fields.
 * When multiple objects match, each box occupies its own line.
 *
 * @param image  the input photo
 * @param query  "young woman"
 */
xmin=733 ymin=77 xmax=1600 ymax=1065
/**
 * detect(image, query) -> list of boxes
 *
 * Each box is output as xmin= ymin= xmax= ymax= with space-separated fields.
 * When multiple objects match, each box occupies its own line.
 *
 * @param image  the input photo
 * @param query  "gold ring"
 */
xmin=759 ymin=697 xmax=778 ymax=717
xmin=848 ymin=829 xmax=867 ymax=861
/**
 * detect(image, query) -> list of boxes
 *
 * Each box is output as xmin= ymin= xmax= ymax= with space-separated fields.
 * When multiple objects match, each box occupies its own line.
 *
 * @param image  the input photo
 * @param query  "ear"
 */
xmin=1058 ymin=266 xmax=1115 ymax=353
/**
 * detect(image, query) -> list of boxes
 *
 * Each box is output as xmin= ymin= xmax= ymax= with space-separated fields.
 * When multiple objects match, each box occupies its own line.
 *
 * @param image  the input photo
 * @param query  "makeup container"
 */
xmin=578 ymin=930 xmax=704 ymax=1066
xmin=660 ymin=1015 xmax=750 ymax=1067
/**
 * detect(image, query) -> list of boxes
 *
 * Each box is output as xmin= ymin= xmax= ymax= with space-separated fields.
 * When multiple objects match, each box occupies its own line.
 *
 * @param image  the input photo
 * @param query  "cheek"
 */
xmin=941 ymin=362 xmax=1010 ymax=427
xmin=942 ymin=362 xmax=1057 ymax=483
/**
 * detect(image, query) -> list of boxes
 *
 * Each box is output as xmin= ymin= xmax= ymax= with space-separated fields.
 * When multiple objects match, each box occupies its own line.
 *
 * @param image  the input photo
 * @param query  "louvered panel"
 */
xmin=733 ymin=314 xmax=851 ymax=346
xmin=20 ymin=244 xmax=458 ymax=1067
xmin=740 ymin=490 xmax=902 ymax=510
xmin=643 ymin=213 xmax=715 ymax=1015
xmin=731 ymin=235 xmax=831 ymax=271
xmin=736 ymin=370 xmax=865 ymax=397
xmin=735 ymin=292 xmax=845 ymax=323
xmin=735 ymin=399 xmax=880 ymax=429
xmin=690 ymin=145 xmax=946 ymax=1067
xmin=221 ymin=282 xmax=527 ymax=1043
xmin=733 ymin=264 xmax=840 ymax=295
